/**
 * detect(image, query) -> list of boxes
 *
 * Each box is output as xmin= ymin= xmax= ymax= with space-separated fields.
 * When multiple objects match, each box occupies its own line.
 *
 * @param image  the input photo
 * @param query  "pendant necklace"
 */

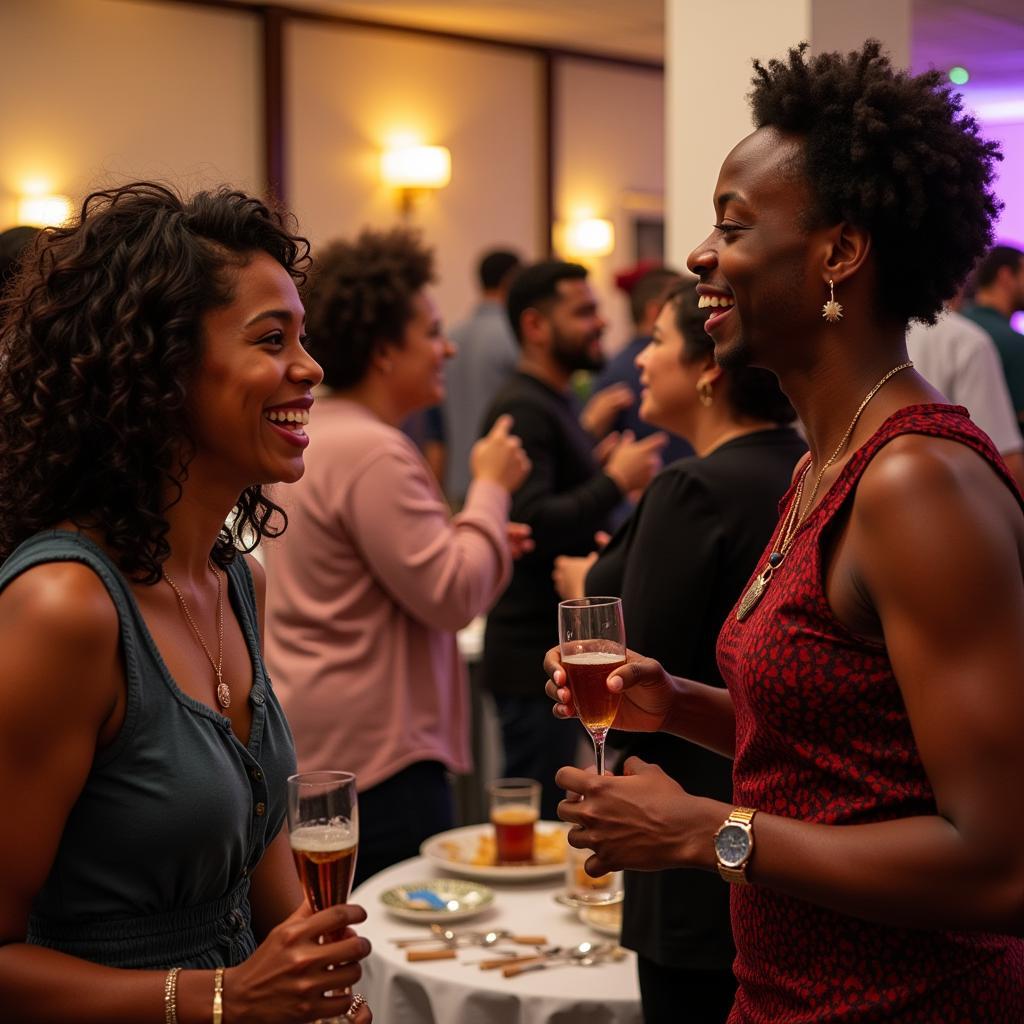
xmin=736 ymin=361 xmax=914 ymax=622
xmin=163 ymin=561 xmax=232 ymax=709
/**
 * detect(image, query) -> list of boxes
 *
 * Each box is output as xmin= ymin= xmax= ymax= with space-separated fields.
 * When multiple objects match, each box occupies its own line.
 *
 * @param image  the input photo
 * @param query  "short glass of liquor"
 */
xmin=488 ymin=778 xmax=541 ymax=864
xmin=557 ymin=597 xmax=626 ymax=780
xmin=287 ymin=771 xmax=359 ymax=941
xmin=565 ymin=841 xmax=623 ymax=906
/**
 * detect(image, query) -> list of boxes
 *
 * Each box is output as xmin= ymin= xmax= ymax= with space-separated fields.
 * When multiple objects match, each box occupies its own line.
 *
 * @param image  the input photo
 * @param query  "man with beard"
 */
xmin=480 ymin=260 xmax=665 ymax=817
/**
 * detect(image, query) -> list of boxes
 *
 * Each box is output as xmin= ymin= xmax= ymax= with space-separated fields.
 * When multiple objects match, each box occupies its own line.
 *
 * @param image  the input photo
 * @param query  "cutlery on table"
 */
xmin=391 ymin=926 xmax=546 ymax=949
xmin=501 ymin=942 xmax=623 ymax=977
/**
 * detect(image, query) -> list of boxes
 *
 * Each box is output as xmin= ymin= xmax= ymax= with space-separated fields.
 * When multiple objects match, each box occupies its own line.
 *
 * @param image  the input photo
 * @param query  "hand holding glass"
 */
xmin=287 ymin=771 xmax=359 ymax=942
xmin=557 ymin=597 xmax=625 ymax=778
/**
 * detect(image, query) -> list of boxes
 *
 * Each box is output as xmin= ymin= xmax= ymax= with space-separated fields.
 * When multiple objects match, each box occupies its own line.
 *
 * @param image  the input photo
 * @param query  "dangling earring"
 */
xmin=697 ymin=381 xmax=714 ymax=407
xmin=822 ymin=279 xmax=844 ymax=323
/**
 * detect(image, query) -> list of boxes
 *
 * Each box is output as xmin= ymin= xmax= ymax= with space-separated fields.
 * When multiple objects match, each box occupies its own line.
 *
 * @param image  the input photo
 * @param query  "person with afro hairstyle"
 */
xmin=0 ymin=182 xmax=373 ymax=1023
xmin=546 ymin=40 xmax=1024 ymax=1023
xmin=262 ymin=227 xmax=531 ymax=885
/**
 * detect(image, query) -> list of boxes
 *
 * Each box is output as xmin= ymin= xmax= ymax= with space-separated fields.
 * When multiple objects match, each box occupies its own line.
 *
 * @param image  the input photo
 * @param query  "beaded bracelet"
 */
xmin=163 ymin=967 xmax=181 ymax=1024
xmin=212 ymin=966 xmax=225 ymax=1024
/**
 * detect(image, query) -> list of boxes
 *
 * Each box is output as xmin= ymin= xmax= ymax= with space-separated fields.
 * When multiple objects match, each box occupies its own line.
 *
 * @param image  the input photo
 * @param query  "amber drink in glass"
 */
xmin=558 ymin=597 xmax=626 ymax=779
xmin=489 ymin=778 xmax=541 ymax=864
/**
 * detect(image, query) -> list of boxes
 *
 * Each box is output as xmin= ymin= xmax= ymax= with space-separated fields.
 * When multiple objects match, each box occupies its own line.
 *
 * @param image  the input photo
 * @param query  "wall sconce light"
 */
xmin=559 ymin=217 xmax=615 ymax=260
xmin=380 ymin=144 xmax=451 ymax=217
xmin=17 ymin=193 xmax=73 ymax=228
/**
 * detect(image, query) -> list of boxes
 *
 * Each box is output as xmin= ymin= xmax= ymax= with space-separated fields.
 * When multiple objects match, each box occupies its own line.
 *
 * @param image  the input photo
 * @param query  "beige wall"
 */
xmin=284 ymin=20 xmax=542 ymax=329
xmin=0 ymin=0 xmax=261 ymax=223
xmin=0 ymin=0 xmax=666 ymax=347
xmin=556 ymin=58 xmax=665 ymax=352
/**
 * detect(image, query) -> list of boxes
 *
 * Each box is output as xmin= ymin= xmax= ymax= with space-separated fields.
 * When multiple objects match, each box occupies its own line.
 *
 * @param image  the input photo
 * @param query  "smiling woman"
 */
xmin=0 ymin=182 xmax=374 ymax=1024
xmin=262 ymin=226 xmax=531 ymax=886
xmin=545 ymin=40 xmax=1024 ymax=1024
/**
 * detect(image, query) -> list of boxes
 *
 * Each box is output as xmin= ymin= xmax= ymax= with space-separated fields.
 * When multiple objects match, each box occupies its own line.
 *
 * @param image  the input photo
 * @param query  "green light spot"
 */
xmin=949 ymin=66 xmax=970 ymax=85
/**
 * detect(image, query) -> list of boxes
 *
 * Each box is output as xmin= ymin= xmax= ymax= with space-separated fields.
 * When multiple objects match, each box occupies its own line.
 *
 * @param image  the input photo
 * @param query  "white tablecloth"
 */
xmin=351 ymin=856 xmax=642 ymax=1024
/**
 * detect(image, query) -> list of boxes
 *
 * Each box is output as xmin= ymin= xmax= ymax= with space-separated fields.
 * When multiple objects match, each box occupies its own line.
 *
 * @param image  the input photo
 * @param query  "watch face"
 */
xmin=715 ymin=823 xmax=751 ymax=868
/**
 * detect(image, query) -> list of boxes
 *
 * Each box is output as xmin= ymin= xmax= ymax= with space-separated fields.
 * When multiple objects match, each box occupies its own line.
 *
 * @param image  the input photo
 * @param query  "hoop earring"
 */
xmin=822 ymin=279 xmax=844 ymax=323
xmin=698 ymin=381 xmax=714 ymax=407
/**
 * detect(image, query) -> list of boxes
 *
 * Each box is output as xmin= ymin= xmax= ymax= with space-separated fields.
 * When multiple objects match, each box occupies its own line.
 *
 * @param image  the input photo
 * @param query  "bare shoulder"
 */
xmin=243 ymin=553 xmax=267 ymax=616
xmin=0 ymin=561 xmax=121 ymax=729
xmin=0 ymin=561 xmax=120 ymax=648
xmin=854 ymin=433 xmax=1021 ymax=537
xmin=243 ymin=552 xmax=267 ymax=595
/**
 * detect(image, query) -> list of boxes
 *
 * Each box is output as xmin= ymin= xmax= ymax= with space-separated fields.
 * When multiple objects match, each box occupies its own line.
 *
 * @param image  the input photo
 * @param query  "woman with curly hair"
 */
xmin=262 ymin=227 xmax=530 ymax=884
xmin=546 ymin=40 xmax=1024 ymax=1022
xmin=0 ymin=182 xmax=372 ymax=1023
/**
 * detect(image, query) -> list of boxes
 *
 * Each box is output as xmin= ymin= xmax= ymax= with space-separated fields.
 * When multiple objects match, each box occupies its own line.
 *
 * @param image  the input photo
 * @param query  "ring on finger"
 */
xmin=345 ymin=992 xmax=367 ymax=1020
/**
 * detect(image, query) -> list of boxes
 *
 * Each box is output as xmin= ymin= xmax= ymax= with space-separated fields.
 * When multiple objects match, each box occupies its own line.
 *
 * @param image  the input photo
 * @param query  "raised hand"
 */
xmin=471 ymin=414 xmax=531 ymax=492
xmin=603 ymin=431 xmax=667 ymax=494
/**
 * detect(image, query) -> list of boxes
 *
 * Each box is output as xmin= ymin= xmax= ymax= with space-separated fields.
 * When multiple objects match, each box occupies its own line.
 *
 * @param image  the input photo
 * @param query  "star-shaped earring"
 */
xmin=822 ymin=279 xmax=844 ymax=323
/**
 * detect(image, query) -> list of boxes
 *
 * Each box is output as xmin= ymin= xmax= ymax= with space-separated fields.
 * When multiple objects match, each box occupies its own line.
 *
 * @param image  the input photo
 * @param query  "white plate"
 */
xmin=579 ymin=902 xmax=623 ymax=937
xmin=420 ymin=821 xmax=569 ymax=882
xmin=379 ymin=879 xmax=495 ymax=922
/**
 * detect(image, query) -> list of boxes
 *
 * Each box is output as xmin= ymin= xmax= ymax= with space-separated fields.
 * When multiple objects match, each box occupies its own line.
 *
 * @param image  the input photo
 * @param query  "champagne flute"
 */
xmin=557 ymin=597 xmax=626 ymax=779
xmin=287 ymin=771 xmax=359 ymax=941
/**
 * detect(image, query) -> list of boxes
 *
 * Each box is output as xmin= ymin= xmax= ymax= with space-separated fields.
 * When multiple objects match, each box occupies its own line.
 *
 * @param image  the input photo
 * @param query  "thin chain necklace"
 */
xmin=163 ymin=561 xmax=231 ymax=709
xmin=736 ymin=361 xmax=914 ymax=622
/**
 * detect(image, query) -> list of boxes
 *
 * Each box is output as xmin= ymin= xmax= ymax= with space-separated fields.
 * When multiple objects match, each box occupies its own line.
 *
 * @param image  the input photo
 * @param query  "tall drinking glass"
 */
xmin=557 ymin=597 xmax=626 ymax=779
xmin=287 ymin=771 xmax=359 ymax=943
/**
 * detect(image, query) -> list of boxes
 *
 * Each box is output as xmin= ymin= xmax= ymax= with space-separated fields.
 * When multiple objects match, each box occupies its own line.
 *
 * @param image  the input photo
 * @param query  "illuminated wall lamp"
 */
xmin=560 ymin=217 xmax=615 ymax=260
xmin=17 ymin=193 xmax=73 ymax=228
xmin=380 ymin=145 xmax=451 ymax=217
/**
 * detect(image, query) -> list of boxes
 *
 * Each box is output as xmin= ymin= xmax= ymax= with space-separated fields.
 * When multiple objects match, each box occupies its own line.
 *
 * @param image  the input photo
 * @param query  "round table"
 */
xmin=351 ymin=855 xmax=642 ymax=1024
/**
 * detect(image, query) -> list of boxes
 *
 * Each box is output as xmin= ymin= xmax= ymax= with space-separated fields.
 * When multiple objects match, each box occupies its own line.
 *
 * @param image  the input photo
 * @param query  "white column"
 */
xmin=665 ymin=0 xmax=911 ymax=270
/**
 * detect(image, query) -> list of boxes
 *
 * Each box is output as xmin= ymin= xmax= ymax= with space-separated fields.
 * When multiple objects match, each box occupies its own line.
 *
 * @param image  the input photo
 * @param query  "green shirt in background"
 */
xmin=962 ymin=302 xmax=1024 ymax=423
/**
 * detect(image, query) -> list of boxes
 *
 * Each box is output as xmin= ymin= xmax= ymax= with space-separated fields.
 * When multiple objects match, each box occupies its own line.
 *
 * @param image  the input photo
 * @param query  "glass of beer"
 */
xmin=287 ymin=771 xmax=359 ymax=941
xmin=557 ymin=597 xmax=626 ymax=779
xmin=489 ymin=778 xmax=541 ymax=864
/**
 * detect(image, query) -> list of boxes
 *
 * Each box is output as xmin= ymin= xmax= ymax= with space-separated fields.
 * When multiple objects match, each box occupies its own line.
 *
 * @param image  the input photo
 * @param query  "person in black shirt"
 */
xmin=481 ymin=260 xmax=666 ymax=819
xmin=554 ymin=280 xmax=805 ymax=1023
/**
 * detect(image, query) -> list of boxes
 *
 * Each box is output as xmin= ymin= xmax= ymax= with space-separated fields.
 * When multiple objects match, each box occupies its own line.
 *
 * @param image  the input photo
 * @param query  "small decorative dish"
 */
xmin=379 ymin=879 xmax=496 ymax=923
xmin=579 ymin=901 xmax=623 ymax=937
xmin=554 ymin=889 xmax=624 ymax=909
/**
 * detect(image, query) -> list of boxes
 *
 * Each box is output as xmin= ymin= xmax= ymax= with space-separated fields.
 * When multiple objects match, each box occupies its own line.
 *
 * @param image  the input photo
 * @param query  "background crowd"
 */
xmin=1 ymin=27 xmax=1024 ymax=1024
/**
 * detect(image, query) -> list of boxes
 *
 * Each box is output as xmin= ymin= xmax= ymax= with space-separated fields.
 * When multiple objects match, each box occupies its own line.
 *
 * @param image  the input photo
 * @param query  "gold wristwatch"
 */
xmin=713 ymin=807 xmax=757 ymax=884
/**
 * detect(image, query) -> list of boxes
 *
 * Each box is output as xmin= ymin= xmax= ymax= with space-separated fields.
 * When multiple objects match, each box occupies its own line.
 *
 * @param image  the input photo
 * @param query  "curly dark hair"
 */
xmin=749 ymin=40 xmax=1002 ymax=324
xmin=0 ymin=181 xmax=311 ymax=582
xmin=304 ymin=227 xmax=435 ymax=389
xmin=667 ymin=281 xmax=796 ymax=424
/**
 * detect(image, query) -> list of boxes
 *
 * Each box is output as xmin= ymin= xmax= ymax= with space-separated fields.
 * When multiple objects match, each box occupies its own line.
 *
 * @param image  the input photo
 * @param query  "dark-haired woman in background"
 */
xmin=554 ymin=280 xmax=804 ymax=1023
xmin=0 ymin=183 xmax=371 ymax=1022
xmin=548 ymin=41 xmax=1024 ymax=1022
xmin=263 ymin=227 xmax=530 ymax=885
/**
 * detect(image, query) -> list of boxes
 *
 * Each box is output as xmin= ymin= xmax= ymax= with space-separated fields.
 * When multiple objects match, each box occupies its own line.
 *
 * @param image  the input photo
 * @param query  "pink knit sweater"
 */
xmin=263 ymin=399 xmax=511 ymax=790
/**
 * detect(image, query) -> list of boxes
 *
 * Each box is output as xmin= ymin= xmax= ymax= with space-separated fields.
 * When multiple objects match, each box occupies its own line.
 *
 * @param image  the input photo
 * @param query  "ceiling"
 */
xmin=227 ymin=1 xmax=1024 ymax=95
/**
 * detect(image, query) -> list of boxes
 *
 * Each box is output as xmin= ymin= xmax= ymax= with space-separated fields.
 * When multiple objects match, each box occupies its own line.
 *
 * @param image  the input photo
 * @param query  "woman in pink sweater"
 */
xmin=263 ymin=227 xmax=530 ymax=884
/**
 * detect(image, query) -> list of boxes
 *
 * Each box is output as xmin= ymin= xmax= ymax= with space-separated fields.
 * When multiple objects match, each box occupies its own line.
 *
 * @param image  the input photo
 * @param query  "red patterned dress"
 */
xmin=717 ymin=404 xmax=1024 ymax=1022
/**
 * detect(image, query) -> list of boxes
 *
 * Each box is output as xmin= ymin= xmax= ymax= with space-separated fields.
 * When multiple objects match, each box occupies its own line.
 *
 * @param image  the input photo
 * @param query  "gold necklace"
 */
xmin=735 ymin=361 xmax=914 ymax=622
xmin=163 ymin=562 xmax=231 ymax=709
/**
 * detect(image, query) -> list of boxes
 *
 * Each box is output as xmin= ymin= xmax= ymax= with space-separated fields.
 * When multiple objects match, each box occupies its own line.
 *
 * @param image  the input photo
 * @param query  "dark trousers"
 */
xmin=353 ymin=760 xmax=454 ymax=887
xmin=494 ymin=694 xmax=579 ymax=821
xmin=637 ymin=956 xmax=737 ymax=1024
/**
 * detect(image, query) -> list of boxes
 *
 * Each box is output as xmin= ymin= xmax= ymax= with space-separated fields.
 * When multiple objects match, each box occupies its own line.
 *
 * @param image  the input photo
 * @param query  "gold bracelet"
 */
xmin=212 ymin=966 xmax=225 ymax=1024
xmin=163 ymin=967 xmax=181 ymax=1024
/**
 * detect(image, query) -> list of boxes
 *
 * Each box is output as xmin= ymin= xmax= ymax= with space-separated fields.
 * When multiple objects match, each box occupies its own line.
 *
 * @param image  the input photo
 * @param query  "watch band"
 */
xmin=715 ymin=806 xmax=757 ymax=885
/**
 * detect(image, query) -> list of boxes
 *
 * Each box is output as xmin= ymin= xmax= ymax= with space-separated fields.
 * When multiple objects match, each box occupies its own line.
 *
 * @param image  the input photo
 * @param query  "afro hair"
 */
xmin=304 ymin=227 xmax=435 ymax=390
xmin=749 ymin=40 xmax=1002 ymax=325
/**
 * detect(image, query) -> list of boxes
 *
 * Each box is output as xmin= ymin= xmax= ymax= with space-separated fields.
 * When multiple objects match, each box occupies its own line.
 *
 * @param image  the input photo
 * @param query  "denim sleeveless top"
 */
xmin=0 ymin=531 xmax=297 ymax=970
